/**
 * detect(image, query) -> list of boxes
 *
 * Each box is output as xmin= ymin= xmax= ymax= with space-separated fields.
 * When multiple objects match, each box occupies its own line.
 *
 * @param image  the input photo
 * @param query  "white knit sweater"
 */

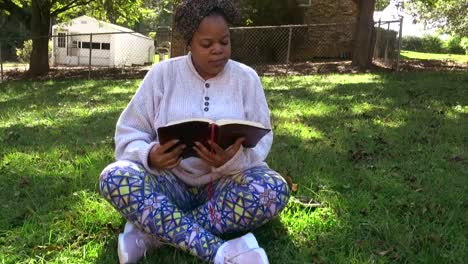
xmin=114 ymin=54 xmax=272 ymax=184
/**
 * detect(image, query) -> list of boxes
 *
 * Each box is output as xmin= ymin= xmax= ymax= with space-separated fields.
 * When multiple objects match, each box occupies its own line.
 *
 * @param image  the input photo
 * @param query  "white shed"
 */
xmin=51 ymin=15 xmax=155 ymax=67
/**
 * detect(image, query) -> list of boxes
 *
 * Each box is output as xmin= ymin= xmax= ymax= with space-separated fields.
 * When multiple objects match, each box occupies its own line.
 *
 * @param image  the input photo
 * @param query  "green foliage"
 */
xmin=406 ymin=0 xmax=467 ymax=36
xmin=402 ymin=35 xmax=423 ymax=51
xmin=56 ymin=0 xmax=173 ymax=31
xmin=375 ymin=0 xmax=390 ymax=11
xmin=56 ymin=0 xmax=144 ymax=28
xmin=403 ymin=34 xmax=466 ymax=55
xmin=401 ymin=35 xmax=445 ymax=53
xmin=421 ymin=34 xmax=444 ymax=53
xmin=444 ymin=35 xmax=465 ymax=54
xmin=148 ymin=32 xmax=157 ymax=40
xmin=460 ymin=37 xmax=468 ymax=54
xmin=15 ymin=39 xmax=32 ymax=63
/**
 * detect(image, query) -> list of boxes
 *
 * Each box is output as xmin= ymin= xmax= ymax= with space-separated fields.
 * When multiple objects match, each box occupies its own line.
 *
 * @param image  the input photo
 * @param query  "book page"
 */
xmin=216 ymin=119 xmax=266 ymax=128
xmin=165 ymin=118 xmax=213 ymax=126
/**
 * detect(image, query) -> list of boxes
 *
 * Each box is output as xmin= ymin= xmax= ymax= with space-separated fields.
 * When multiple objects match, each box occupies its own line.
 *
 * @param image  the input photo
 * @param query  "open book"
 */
xmin=157 ymin=118 xmax=271 ymax=159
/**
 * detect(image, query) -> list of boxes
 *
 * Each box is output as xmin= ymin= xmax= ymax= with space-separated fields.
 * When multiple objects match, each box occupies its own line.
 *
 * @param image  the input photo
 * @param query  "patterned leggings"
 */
xmin=99 ymin=160 xmax=290 ymax=263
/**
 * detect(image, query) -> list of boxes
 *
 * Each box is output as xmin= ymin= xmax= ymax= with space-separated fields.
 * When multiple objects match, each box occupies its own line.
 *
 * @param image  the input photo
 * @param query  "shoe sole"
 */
xmin=256 ymin=248 xmax=270 ymax=264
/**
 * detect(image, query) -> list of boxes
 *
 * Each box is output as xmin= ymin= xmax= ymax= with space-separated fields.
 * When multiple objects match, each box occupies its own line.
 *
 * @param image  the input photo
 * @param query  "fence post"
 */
xmin=88 ymin=33 xmax=92 ymax=79
xmin=0 ymin=41 xmax=3 ymax=83
xmin=396 ymin=17 xmax=404 ymax=72
xmin=286 ymin=27 xmax=293 ymax=64
xmin=384 ymin=22 xmax=390 ymax=65
xmin=373 ymin=19 xmax=381 ymax=60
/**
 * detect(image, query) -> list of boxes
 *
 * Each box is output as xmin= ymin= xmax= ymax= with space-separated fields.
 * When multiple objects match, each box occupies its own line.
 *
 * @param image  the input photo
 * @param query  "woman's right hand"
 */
xmin=148 ymin=140 xmax=186 ymax=170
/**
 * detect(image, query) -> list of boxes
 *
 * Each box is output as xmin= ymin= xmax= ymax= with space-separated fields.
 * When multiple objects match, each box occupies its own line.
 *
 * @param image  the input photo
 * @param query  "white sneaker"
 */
xmin=118 ymin=222 xmax=161 ymax=264
xmin=214 ymin=233 xmax=269 ymax=264
xmin=226 ymin=248 xmax=269 ymax=264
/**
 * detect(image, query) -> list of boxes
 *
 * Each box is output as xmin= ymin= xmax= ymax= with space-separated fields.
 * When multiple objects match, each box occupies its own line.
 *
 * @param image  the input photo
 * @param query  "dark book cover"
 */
xmin=157 ymin=119 xmax=271 ymax=159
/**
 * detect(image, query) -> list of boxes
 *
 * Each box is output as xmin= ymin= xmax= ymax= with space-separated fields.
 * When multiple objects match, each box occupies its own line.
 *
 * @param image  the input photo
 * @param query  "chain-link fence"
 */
xmin=230 ymin=21 xmax=402 ymax=70
xmin=0 ymin=20 xmax=403 ymax=82
xmin=373 ymin=18 xmax=403 ymax=70
xmin=230 ymin=23 xmax=355 ymax=66
xmin=0 ymin=28 xmax=171 ymax=82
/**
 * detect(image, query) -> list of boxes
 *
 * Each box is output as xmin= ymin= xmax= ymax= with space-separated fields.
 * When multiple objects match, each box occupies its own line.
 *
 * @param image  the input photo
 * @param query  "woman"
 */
xmin=99 ymin=1 xmax=290 ymax=263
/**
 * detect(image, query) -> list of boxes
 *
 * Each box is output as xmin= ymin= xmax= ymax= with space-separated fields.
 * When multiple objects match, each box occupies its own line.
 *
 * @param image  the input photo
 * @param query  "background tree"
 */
xmin=375 ymin=0 xmax=391 ymax=11
xmin=406 ymin=0 xmax=467 ymax=36
xmin=0 ymin=1 xmax=31 ymax=60
xmin=0 ymin=0 xmax=167 ymax=77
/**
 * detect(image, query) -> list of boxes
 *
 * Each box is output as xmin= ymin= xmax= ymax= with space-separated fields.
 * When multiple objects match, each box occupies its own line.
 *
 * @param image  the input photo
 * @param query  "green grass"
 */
xmin=1 ymin=61 xmax=29 ymax=68
xmin=1 ymin=72 xmax=467 ymax=263
xmin=401 ymin=50 xmax=468 ymax=63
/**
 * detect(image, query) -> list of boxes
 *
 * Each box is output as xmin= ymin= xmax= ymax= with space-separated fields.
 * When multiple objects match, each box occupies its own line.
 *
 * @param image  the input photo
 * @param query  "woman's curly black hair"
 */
xmin=174 ymin=0 xmax=240 ymax=45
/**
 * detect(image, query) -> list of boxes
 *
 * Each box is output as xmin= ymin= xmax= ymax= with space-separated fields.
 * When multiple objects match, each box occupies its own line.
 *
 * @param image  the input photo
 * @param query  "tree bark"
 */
xmin=29 ymin=0 xmax=51 ymax=77
xmin=352 ymin=0 xmax=376 ymax=69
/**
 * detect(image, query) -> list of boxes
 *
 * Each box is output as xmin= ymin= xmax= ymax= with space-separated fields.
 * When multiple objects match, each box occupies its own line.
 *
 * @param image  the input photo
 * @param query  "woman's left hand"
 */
xmin=193 ymin=138 xmax=244 ymax=168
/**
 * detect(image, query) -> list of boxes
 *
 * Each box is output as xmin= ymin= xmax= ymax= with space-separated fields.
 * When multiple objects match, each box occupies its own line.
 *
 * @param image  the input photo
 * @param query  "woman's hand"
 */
xmin=148 ymin=140 xmax=186 ymax=170
xmin=193 ymin=138 xmax=244 ymax=168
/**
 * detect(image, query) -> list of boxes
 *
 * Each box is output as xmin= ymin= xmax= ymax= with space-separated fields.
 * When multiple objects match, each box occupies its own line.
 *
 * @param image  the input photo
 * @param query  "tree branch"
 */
xmin=0 ymin=0 xmax=26 ymax=15
xmin=51 ymin=0 xmax=95 ymax=16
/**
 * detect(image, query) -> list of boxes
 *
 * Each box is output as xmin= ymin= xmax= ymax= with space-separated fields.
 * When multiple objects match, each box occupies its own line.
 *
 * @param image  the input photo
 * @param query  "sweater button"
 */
xmin=205 ymin=83 xmax=210 ymax=88
xmin=204 ymin=102 xmax=209 ymax=106
xmin=204 ymin=96 xmax=210 ymax=101
xmin=204 ymin=107 xmax=209 ymax=112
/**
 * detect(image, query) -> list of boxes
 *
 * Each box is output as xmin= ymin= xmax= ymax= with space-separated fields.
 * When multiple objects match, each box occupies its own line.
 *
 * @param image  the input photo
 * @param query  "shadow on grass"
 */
xmin=0 ymin=114 xmax=121 ymax=229
xmin=0 ymin=79 xmax=136 ymax=115
xmin=263 ymin=72 xmax=467 ymax=262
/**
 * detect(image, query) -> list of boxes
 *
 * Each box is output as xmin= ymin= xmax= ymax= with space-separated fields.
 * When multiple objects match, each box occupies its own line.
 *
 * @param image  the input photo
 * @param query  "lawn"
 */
xmin=401 ymin=50 xmax=468 ymax=63
xmin=0 ymin=72 xmax=467 ymax=263
xmin=1 ymin=61 xmax=29 ymax=69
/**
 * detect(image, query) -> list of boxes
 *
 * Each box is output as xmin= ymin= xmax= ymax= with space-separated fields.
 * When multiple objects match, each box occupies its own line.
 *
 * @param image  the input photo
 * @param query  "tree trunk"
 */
xmin=29 ymin=0 xmax=51 ymax=77
xmin=352 ymin=0 xmax=376 ymax=69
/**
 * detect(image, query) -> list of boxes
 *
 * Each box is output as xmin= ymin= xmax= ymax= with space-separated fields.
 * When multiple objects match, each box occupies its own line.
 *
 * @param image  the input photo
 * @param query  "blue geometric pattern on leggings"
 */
xmin=192 ymin=166 xmax=290 ymax=234
xmin=100 ymin=161 xmax=222 ymax=262
xmin=99 ymin=160 xmax=290 ymax=262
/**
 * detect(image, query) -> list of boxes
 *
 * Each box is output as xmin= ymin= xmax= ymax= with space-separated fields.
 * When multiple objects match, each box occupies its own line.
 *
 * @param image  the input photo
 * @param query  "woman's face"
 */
xmin=190 ymin=15 xmax=231 ymax=80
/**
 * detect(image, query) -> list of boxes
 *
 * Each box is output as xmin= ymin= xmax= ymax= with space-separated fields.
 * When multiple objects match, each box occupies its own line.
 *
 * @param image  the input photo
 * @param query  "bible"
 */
xmin=157 ymin=118 xmax=271 ymax=159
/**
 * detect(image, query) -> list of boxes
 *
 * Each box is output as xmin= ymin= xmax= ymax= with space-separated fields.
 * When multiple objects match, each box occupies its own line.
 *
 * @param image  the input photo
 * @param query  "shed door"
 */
xmin=55 ymin=31 xmax=68 ymax=64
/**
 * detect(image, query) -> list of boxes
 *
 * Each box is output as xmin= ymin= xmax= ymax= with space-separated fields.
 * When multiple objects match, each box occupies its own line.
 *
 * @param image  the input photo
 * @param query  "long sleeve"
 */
xmin=114 ymin=66 xmax=162 ymax=174
xmin=212 ymin=71 xmax=272 ymax=175
xmin=113 ymin=55 xmax=272 ymax=180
